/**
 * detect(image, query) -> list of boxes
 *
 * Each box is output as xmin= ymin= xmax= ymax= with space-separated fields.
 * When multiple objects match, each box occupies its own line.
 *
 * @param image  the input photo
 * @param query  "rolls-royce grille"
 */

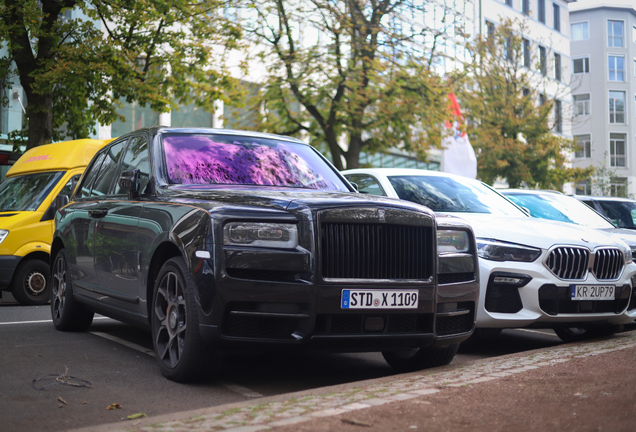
xmin=592 ymin=248 xmax=623 ymax=280
xmin=546 ymin=247 xmax=590 ymax=280
xmin=321 ymin=223 xmax=434 ymax=279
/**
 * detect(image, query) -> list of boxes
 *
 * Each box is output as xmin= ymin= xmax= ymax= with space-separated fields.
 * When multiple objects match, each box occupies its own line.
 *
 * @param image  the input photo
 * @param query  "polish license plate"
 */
xmin=570 ymin=285 xmax=615 ymax=301
xmin=341 ymin=290 xmax=418 ymax=309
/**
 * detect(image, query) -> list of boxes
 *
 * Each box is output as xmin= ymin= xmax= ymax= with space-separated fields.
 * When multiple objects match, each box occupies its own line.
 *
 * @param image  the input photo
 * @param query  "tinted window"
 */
xmin=162 ymin=134 xmax=349 ymax=191
xmin=387 ymin=175 xmax=526 ymax=216
xmin=0 ymin=171 xmax=64 ymax=211
xmin=59 ymin=174 xmax=82 ymax=198
xmin=114 ymin=136 xmax=151 ymax=196
xmin=79 ymin=152 xmax=108 ymax=198
xmin=90 ymin=141 xmax=126 ymax=196
xmin=598 ymin=201 xmax=636 ymax=229
xmin=345 ymin=174 xmax=386 ymax=196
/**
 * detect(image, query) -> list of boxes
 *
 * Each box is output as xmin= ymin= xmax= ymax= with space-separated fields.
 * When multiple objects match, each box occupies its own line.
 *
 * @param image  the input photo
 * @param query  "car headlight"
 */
xmin=624 ymin=246 xmax=634 ymax=264
xmin=223 ymin=222 xmax=298 ymax=248
xmin=476 ymin=238 xmax=541 ymax=262
xmin=0 ymin=230 xmax=8 ymax=245
xmin=437 ymin=230 xmax=470 ymax=254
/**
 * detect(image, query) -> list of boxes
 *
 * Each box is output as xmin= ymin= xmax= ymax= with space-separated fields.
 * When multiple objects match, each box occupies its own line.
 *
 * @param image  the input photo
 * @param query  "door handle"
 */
xmin=89 ymin=208 xmax=109 ymax=218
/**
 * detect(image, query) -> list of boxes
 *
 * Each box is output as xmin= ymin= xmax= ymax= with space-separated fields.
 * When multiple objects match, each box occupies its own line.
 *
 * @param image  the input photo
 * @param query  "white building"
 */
xmin=569 ymin=0 xmax=636 ymax=197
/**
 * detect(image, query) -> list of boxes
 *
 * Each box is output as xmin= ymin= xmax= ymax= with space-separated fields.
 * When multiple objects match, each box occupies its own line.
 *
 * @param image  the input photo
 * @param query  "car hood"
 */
xmin=599 ymin=227 xmax=636 ymax=249
xmin=441 ymin=213 xmax=625 ymax=250
xmin=160 ymin=185 xmax=436 ymax=221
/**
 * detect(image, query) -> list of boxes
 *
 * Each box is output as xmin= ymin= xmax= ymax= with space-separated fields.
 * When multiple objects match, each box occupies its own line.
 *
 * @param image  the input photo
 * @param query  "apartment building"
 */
xmin=569 ymin=1 xmax=636 ymax=197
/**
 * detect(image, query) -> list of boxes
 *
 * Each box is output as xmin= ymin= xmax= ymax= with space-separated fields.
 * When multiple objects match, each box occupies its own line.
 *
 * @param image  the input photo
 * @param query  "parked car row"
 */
xmin=1 ymin=128 xmax=635 ymax=383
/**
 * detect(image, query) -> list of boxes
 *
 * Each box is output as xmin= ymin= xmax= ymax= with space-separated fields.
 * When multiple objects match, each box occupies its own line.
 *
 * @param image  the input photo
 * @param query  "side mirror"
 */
xmin=520 ymin=206 xmax=532 ymax=216
xmin=40 ymin=194 xmax=69 ymax=222
xmin=119 ymin=169 xmax=140 ymax=200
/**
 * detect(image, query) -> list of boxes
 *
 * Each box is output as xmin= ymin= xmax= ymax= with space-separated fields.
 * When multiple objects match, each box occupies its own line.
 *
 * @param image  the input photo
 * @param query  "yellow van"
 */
xmin=0 ymin=139 xmax=111 ymax=305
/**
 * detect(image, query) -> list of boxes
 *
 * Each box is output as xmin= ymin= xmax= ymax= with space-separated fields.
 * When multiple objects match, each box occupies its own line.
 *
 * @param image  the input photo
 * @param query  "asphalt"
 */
xmin=73 ymin=326 xmax=636 ymax=432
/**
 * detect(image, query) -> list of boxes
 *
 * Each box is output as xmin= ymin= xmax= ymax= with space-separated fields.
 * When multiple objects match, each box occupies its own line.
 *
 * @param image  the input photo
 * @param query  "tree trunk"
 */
xmin=25 ymin=92 xmax=54 ymax=150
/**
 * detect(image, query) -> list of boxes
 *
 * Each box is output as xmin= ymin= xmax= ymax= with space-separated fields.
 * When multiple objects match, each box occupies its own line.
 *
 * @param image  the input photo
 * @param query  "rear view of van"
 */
xmin=0 ymin=139 xmax=111 ymax=305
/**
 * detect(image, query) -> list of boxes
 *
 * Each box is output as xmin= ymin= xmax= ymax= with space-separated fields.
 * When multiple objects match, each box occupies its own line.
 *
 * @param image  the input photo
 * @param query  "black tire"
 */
xmin=11 ymin=259 xmax=51 ymax=306
xmin=382 ymin=344 xmax=459 ymax=373
xmin=554 ymin=324 xmax=622 ymax=343
xmin=51 ymin=249 xmax=94 ymax=331
xmin=151 ymin=257 xmax=219 ymax=382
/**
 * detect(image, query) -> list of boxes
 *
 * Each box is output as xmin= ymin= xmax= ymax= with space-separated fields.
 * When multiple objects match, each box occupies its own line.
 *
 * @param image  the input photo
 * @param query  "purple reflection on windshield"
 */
xmin=163 ymin=135 xmax=345 ymax=190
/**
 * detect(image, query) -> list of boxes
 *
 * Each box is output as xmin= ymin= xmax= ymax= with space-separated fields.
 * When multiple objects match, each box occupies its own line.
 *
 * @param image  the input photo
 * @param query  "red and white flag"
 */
xmin=441 ymin=93 xmax=477 ymax=179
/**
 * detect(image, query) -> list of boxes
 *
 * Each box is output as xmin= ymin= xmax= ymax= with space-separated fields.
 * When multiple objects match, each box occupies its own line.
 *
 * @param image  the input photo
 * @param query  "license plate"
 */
xmin=570 ymin=285 xmax=615 ymax=301
xmin=341 ymin=289 xmax=418 ymax=309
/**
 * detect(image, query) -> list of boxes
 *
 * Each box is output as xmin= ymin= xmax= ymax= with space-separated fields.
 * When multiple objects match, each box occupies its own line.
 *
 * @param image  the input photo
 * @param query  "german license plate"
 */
xmin=570 ymin=285 xmax=615 ymax=301
xmin=341 ymin=289 xmax=418 ymax=309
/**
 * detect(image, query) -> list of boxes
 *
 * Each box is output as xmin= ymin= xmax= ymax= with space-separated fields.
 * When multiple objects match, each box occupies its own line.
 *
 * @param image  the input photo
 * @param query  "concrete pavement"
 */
xmin=76 ymin=327 xmax=636 ymax=432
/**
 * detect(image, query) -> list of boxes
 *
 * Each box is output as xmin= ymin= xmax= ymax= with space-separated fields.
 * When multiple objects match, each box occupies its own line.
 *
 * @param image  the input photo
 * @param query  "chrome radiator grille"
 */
xmin=592 ymin=248 xmax=623 ymax=280
xmin=546 ymin=247 xmax=590 ymax=280
xmin=545 ymin=247 xmax=625 ymax=281
xmin=320 ymin=223 xmax=434 ymax=280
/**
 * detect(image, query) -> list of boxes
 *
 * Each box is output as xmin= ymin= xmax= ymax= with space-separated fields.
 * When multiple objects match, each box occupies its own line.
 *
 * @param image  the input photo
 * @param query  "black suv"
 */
xmin=51 ymin=127 xmax=478 ymax=382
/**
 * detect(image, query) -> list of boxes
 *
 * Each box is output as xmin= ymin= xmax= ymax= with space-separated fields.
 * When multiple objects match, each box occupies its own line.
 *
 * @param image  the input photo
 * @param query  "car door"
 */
xmin=91 ymin=136 xmax=150 ymax=317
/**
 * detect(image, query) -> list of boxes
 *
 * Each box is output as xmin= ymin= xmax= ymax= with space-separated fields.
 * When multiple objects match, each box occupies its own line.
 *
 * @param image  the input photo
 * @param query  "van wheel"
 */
xmin=382 ymin=344 xmax=459 ymax=373
xmin=51 ymin=249 xmax=94 ymax=331
xmin=151 ymin=257 xmax=220 ymax=382
xmin=11 ymin=259 xmax=51 ymax=306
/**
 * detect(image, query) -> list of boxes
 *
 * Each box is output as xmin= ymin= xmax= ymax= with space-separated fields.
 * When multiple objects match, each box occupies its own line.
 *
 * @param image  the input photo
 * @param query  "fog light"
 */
xmin=364 ymin=317 xmax=385 ymax=332
xmin=494 ymin=276 xmax=524 ymax=284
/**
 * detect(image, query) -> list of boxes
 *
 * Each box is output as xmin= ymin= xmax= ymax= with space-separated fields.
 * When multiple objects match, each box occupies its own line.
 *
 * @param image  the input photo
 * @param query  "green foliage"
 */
xmin=460 ymin=18 xmax=593 ymax=190
xmin=0 ymin=0 xmax=243 ymax=149
xmin=240 ymin=0 xmax=459 ymax=169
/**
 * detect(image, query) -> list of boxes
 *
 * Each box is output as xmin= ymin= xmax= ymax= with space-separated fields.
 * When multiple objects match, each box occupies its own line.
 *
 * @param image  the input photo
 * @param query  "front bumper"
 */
xmin=475 ymin=258 xmax=636 ymax=329
xmin=0 ymin=256 xmax=21 ymax=290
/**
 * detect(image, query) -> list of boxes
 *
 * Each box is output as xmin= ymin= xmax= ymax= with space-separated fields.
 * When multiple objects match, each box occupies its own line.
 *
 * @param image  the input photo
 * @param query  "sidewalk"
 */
xmin=79 ymin=330 xmax=636 ymax=432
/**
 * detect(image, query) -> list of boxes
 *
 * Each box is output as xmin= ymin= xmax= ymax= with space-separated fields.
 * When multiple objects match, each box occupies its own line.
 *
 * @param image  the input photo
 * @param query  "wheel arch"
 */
xmin=145 ymin=241 xmax=183 ymax=320
xmin=51 ymin=237 xmax=65 ymax=268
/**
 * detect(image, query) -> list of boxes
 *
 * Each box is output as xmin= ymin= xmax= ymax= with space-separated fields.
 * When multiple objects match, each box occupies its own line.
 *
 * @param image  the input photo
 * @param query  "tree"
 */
xmin=0 ymin=0 xmax=242 ymax=150
xmin=240 ymin=0 xmax=464 ymax=170
xmin=459 ymin=19 xmax=592 ymax=190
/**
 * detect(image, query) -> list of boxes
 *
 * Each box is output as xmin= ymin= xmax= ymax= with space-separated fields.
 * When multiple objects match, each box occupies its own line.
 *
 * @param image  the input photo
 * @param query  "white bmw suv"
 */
xmin=342 ymin=168 xmax=636 ymax=342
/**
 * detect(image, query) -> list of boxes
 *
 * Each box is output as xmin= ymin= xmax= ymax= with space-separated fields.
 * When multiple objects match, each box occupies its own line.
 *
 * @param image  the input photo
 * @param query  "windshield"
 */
xmin=504 ymin=193 xmax=614 ymax=228
xmin=387 ymin=175 xmax=527 ymax=216
xmin=0 ymin=171 xmax=65 ymax=212
xmin=163 ymin=134 xmax=349 ymax=191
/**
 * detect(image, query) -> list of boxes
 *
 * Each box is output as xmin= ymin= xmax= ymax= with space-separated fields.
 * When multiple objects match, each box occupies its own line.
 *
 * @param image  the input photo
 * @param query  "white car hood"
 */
xmin=444 ymin=213 xmax=626 ymax=250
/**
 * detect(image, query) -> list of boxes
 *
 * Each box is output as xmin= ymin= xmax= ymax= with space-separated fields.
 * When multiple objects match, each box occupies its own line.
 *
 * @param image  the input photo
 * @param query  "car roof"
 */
xmin=342 ymin=167 xmax=481 ymax=182
xmin=116 ymin=126 xmax=308 ymax=145
xmin=571 ymin=195 xmax=636 ymax=203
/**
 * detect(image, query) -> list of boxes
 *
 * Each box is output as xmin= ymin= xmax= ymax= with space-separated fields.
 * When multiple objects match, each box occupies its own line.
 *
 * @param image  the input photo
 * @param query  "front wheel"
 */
xmin=151 ymin=257 xmax=219 ymax=382
xmin=51 ymin=249 xmax=94 ymax=331
xmin=382 ymin=344 xmax=459 ymax=373
xmin=11 ymin=259 xmax=50 ymax=305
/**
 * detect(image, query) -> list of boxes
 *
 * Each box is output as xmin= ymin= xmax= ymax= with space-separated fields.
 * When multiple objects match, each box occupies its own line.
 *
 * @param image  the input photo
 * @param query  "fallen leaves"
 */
xmin=107 ymin=403 xmax=123 ymax=410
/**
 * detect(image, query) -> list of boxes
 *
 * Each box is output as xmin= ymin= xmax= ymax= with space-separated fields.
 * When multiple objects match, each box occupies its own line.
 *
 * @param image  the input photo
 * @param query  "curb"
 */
xmin=75 ymin=330 xmax=636 ymax=432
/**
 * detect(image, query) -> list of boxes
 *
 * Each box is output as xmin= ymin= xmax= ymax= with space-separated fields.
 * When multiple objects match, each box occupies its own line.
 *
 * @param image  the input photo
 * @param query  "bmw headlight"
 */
xmin=223 ymin=222 xmax=298 ymax=248
xmin=624 ymin=246 xmax=634 ymax=264
xmin=437 ymin=230 xmax=470 ymax=254
xmin=476 ymin=238 xmax=541 ymax=262
xmin=0 ymin=230 xmax=8 ymax=245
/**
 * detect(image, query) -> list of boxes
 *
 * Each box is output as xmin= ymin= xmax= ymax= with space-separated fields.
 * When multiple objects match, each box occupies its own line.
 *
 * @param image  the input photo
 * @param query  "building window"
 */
xmin=574 ymin=134 xmax=591 ymax=158
xmin=609 ymin=91 xmax=626 ymax=123
xmin=522 ymin=0 xmax=530 ymax=15
xmin=610 ymin=134 xmax=627 ymax=167
xmin=574 ymin=94 xmax=590 ymax=116
xmin=571 ymin=22 xmax=589 ymax=40
xmin=608 ymin=56 xmax=624 ymax=81
xmin=554 ymin=53 xmax=561 ymax=81
xmin=573 ymin=57 xmax=590 ymax=74
xmin=539 ymin=46 xmax=547 ymax=76
xmin=576 ymin=180 xmax=591 ymax=195
xmin=538 ymin=0 xmax=545 ymax=24
xmin=554 ymin=100 xmax=562 ymax=133
xmin=608 ymin=20 xmax=624 ymax=47
xmin=553 ymin=4 xmax=560 ymax=32
xmin=505 ymin=0 xmax=512 ymax=6
xmin=522 ymin=39 xmax=531 ymax=68
xmin=610 ymin=178 xmax=628 ymax=197
xmin=505 ymin=35 xmax=513 ymax=61
xmin=486 ymin=21 xmax=495 ymax=40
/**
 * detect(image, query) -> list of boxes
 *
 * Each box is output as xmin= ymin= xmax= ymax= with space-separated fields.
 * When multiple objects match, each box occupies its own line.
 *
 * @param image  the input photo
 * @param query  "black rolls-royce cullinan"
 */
xmin=51 ymin=127 xmax=479 ymax=382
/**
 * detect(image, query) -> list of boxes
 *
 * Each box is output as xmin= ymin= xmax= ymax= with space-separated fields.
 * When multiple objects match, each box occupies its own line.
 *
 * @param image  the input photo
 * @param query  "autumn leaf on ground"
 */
xmin=106 ymin=403 xmax=123 ymax=410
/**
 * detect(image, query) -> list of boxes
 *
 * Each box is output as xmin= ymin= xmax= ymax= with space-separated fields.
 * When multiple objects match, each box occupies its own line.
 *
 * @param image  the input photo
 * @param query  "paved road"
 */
xmin=0 ymin=293 xmax=565 ymax=432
